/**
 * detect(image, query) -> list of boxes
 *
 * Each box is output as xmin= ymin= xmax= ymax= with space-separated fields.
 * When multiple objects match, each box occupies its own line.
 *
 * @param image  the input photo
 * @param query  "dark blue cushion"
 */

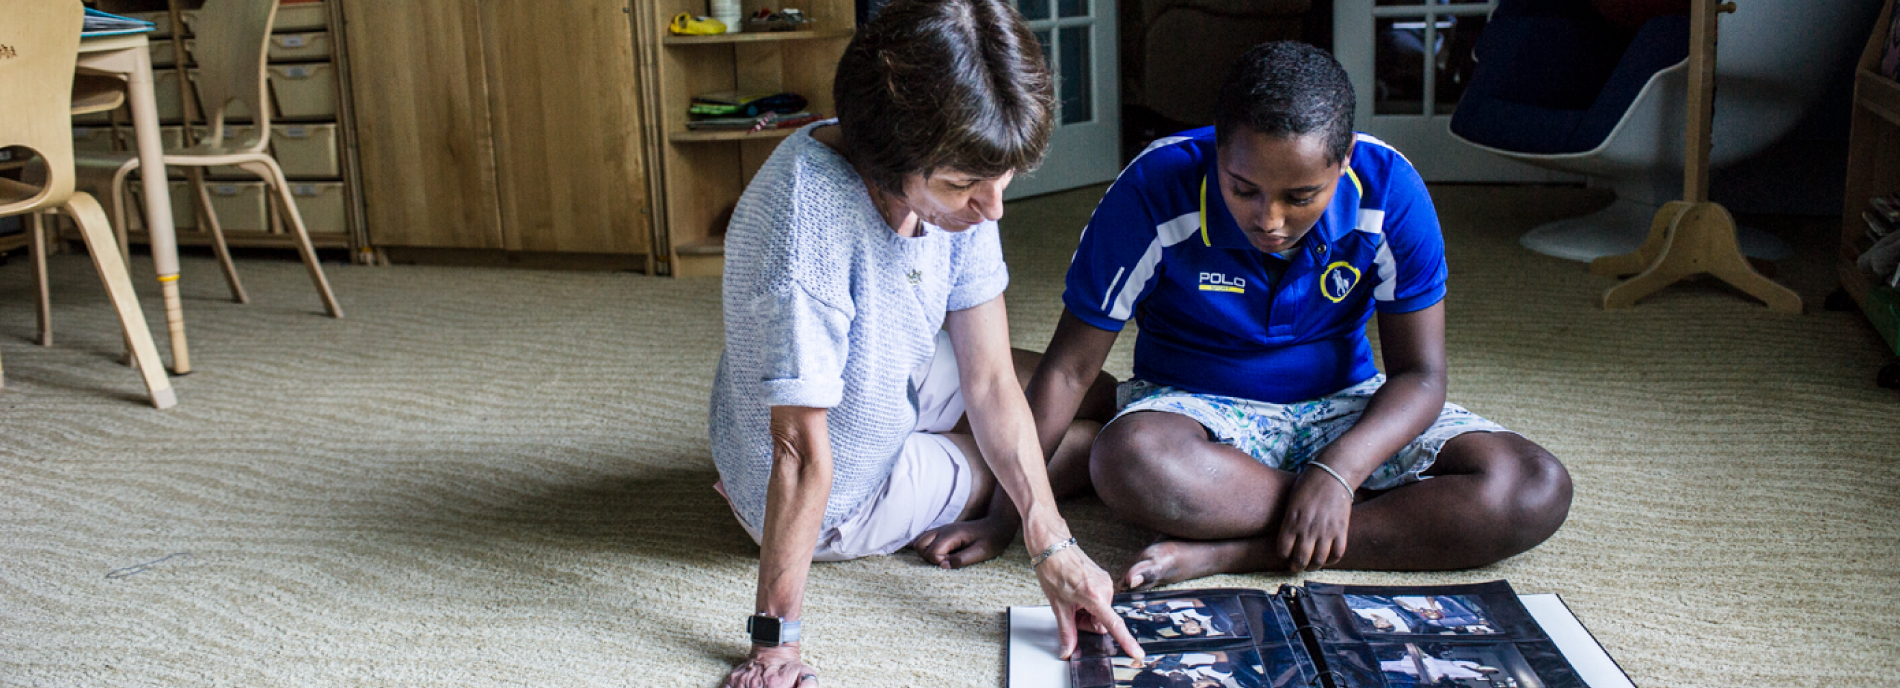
xmin=1451 ymin=0 xmax=1688 ymax=154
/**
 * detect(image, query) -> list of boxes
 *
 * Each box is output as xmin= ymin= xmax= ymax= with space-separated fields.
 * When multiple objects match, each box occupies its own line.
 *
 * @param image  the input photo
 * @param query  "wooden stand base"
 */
xmin=1588 ymin=200 xmax=1803 ymax=313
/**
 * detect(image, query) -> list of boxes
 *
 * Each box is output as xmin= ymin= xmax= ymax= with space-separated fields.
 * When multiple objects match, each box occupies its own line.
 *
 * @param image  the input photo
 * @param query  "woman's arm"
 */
xmin=944 ymin=296 xmax=1143 ymax=661
xmin=724 ymin=405 xmax=832 ymax=688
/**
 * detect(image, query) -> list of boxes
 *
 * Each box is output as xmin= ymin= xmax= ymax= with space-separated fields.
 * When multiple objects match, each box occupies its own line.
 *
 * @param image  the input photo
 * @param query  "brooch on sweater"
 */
xmin=906 ymin=269 xmax=922 ymax=285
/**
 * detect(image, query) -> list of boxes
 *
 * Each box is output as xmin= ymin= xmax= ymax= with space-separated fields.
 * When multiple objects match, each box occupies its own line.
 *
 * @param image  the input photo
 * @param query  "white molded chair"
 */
xmin=1452 ymin=0 xmax=1882 ymax=263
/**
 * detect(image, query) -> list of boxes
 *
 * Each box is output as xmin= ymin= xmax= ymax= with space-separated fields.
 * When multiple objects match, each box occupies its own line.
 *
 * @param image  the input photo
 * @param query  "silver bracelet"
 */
xmin=1029 ymin=537 xmax=1078 ymax=568
xmin=1306 ymin=461 xmax=1356 ymax=501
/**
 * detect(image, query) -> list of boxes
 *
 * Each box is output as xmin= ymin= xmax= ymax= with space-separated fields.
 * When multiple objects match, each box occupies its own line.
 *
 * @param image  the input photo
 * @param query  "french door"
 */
xmin=1004 ymin=0 xmax=1120 ymax=199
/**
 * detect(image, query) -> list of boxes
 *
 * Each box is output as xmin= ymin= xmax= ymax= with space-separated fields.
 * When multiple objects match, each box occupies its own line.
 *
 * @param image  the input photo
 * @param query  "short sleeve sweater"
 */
xmin=709 ymin=121 xmax=1010 ymax=532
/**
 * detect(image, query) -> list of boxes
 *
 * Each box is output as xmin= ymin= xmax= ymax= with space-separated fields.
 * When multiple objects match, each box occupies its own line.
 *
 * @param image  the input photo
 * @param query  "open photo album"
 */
xmin=1009 ymin=580 xmax=1638 ymax=688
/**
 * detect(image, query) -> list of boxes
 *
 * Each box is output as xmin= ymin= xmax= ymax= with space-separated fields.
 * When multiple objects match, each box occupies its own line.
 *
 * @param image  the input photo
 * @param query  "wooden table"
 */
xmin=76 ymin=32 xmax=191 ymax=373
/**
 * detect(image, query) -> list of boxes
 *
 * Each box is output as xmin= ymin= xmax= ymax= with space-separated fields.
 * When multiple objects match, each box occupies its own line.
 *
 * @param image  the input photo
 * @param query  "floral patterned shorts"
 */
xmin=1112 ymin=375 xmax=1515 ymax=491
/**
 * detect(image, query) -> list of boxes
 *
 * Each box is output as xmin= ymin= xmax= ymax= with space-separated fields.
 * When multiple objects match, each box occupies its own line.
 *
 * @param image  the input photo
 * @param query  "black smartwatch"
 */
xmin=747 ymin=614 xmax=802 ymax=647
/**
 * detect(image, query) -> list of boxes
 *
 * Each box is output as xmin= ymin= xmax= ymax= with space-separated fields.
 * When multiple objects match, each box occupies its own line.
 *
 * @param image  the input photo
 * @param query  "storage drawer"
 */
xmin=175 ymin=10 xmax=199 ymax=36
xmin=154 ymin=69 xmax=188 ymax=121
xmin=190 ymin=125 xmax=263 ymax=178
xmin=72 ymin=127 xmax=118 ymax=153
xmin=288 ymin=182 xmax=347 ymax=236
xmin=267 ymin=63 xmax=338 ymax=119
xmin=272 ymin=124 xmax=340 ymax=178
xmin=127 ymin=181 xmax=199 ymax=231
xmin=150 ymin=40 xmax=185 ymax=67
xmin=114 ymin=126 xmax=190 ymax=178
xmin=188 ymin=69 xmax=255 ymax=122
xmin=275 ymin=1 xmax=330 ymax=32
xmin=126 ymin=11 xmax=173 ymax=38
xmin=175 ymin=10 xmax=200 ymax=35
xmin=116 ymin=125 xmax=187 ymax=151
xmin=205 ymin=182 xmax=269 ymax=231
xmin=268 ymin=32 xmax=332 ymax=62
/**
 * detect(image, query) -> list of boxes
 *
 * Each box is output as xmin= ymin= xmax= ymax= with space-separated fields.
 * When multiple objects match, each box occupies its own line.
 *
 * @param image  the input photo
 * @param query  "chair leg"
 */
xmin=29 ymin=211 xmax=52 ymax=347
xmin=62 ymin=192 xmax=176 ymax=409
xmin=1601 ymin=201 xmax=1803 ymax=313
xmin=245 ymin=160 xmax=342 ymax=318
xmin=188 ymin=170 xmax=249 ymax=304
xmin=1590 ymin=201 xmax=1690 ymax=279
xmin=107 ymin=165 xmax=134 ymax=273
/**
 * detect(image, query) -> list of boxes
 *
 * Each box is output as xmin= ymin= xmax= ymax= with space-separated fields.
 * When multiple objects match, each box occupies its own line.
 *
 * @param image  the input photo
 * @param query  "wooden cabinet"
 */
xmin=637 ymin=0 xmax=854 ymax=277
xmin=1839 ymin=0 xmax=1900 ymax=370
xmin=339 ymin=0 xmax=503 ymax=251
xmin=341 ymin=0 xmax=655 ymax=268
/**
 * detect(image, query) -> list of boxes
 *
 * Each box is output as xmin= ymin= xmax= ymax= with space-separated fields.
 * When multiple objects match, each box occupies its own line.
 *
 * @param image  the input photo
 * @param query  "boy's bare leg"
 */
xmin=1095 ymin=411 xmax=1572 ymax=589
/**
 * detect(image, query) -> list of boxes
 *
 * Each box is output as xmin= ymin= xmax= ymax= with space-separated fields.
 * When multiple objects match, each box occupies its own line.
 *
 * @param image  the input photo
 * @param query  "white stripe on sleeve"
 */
xmin=1107 ymin=211 xmax=1201 ymax=321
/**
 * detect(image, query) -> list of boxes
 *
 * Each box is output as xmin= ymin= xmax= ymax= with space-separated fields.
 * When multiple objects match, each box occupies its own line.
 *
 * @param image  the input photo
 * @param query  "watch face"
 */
xmin=749 ymin=615 xmax=783 ymax=644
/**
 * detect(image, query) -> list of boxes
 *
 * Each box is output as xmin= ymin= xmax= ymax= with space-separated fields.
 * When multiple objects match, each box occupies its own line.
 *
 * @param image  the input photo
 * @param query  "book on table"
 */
xmin=1008 ymin=580 xmax=1638 ymax=688
xmin=81 ymin=8 xmax=156 ymax=37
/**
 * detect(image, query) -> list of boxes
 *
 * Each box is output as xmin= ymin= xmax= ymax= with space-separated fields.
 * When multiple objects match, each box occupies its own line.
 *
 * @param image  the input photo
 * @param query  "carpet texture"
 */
xmin=1 ymin=184 xmax=1896 ymax=687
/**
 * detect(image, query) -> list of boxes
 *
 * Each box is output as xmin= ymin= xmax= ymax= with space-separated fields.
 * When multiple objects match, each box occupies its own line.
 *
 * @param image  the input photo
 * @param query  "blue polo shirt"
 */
xmin=1063 ymin=128 xmax=1447 ymax=404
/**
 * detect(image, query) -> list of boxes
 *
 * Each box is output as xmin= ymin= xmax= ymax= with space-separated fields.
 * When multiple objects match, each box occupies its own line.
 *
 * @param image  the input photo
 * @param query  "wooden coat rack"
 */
xmin=1586 ymin=0 xmax=1804 ymax=313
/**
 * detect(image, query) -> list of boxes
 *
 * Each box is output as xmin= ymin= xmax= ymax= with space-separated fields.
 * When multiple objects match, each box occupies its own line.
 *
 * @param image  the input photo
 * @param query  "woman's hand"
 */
xmin=1276 ymin=469 xmax=1353 ymax=572
xmin=1034 ymin=547 xmax=1145 ymax=662
xmin=723 ymin=645 xmax=820 ymax=688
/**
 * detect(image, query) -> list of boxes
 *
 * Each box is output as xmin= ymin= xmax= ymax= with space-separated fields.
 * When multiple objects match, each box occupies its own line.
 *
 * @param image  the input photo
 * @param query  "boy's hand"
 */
xmin=1276 ymin=470 xmax=1353 ymax=572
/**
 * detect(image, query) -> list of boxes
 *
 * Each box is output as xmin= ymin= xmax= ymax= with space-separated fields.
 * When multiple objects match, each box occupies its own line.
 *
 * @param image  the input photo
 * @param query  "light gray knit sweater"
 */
xmin=709 ymin=121 xmax=1009 ymax=533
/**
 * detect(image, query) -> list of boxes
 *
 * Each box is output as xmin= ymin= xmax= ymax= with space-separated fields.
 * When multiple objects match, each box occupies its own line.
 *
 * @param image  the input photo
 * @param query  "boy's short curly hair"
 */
xmin=1213 ymin=41 xmax=1356 ymax=165
xmin=833 ymin=0 xmax=1055 ymax=196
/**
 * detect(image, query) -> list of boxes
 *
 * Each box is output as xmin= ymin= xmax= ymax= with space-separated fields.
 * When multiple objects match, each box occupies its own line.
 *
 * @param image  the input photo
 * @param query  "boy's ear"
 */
xmin=1340 ymin=140 xmax=1355 ymax=171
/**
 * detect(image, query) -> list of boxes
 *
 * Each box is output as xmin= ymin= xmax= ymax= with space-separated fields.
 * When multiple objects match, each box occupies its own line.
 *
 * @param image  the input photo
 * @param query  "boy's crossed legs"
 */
xmin=1072 ymin=381 xmax=1572 ymax=589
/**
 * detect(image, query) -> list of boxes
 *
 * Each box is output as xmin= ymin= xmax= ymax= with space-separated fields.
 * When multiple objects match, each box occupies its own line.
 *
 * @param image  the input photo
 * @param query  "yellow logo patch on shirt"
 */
xmin=1198 ymin=272 xmax=1246 ymax=294
xmin=1320 ymin=262 xmax=1361 ymax=302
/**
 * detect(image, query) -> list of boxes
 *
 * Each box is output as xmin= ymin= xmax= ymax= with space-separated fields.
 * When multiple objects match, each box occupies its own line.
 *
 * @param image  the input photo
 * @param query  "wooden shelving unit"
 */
xmin=667 ymin=128 xmax=800 ymax=144
xmin=637 ymin=0 xmax=854 ymax=277
xmin=1839 ymin=0 xmax=1900 ymax=377
xmin=662 ymin=26 xmax=855 ymax=46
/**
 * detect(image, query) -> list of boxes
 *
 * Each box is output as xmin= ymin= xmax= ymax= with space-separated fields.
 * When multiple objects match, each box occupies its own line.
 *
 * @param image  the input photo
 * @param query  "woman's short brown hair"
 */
xmin=833 ymin=0 xmax=1055 ymax=197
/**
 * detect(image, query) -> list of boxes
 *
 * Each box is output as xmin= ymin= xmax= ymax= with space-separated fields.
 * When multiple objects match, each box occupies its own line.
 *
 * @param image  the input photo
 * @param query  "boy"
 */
xmin=1022 ymin=42 xmax=1572 ymax=589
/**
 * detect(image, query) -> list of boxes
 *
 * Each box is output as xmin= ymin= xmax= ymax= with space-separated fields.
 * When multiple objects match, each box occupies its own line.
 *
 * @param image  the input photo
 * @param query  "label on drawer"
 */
xmin=283 ymin=126 xmax=309 ymax=138
xmin=278 ymin=35 xmax=308 ymax=48
xmin=285 ymin=66 xmax=311 ymax=78
xmin=214 ymin=184 xmax=241 ymax=196
xmin=293 ymin=184 xmax=321 ymax=196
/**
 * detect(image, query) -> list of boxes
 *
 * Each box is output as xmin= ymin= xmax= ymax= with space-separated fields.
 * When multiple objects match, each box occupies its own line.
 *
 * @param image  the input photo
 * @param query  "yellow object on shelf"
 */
xmin=669 ymin=13 xmax=727 ymax=35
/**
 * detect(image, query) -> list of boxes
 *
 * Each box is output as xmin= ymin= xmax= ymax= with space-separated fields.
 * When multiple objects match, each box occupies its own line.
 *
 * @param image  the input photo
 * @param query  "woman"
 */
xmin=708 ymin=0 xmax=1140 ymax=685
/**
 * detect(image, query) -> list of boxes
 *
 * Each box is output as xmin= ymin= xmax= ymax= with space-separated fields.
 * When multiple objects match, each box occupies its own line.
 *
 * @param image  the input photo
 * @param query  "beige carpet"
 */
xmin=2 ymin=184 xmax=1896 ymax=687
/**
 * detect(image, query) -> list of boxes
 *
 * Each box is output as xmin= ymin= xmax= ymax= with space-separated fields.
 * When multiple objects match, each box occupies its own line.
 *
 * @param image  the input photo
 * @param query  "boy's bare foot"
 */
xmin=1121 ymin=538 xmax=1276 ymax=591
xmin=912 ymin=515 xmax=1018 ymax=569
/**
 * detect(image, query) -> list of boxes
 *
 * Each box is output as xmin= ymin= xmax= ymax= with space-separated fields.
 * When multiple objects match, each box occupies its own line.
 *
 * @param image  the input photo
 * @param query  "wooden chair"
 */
xmin=1 ymin=0 xmax=177 ymax=409
xmin=70 ymin=73 xmax=127 ymax=116
xmin=75 ymin=0 xmax=342 ymax=319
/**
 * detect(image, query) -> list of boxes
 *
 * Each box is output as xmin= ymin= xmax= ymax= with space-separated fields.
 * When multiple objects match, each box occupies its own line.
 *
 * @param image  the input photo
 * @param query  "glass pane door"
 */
xmin=1004 ymin=0 xmax=1120 ymax=200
